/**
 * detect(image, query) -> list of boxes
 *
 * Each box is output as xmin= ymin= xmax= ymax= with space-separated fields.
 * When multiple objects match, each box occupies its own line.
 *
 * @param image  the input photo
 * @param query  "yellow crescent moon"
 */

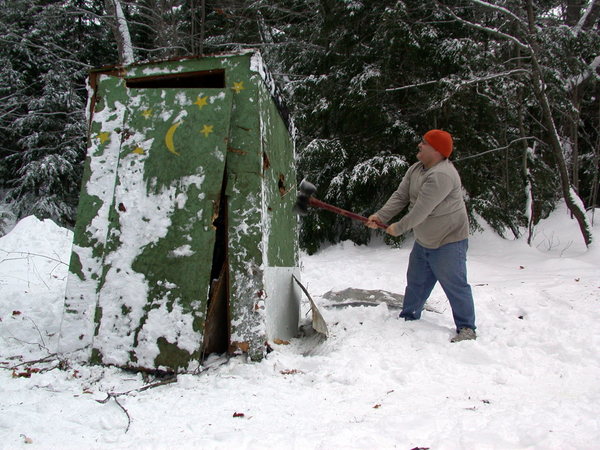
xmin=165 ymin=121 xmax=182 ymax=156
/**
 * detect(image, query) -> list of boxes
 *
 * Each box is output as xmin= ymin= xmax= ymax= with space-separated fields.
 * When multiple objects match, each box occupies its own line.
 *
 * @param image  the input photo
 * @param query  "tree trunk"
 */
xmin=576 ymin=0 xmax=600 ymax=31
xmin=570 ymin=88 xmax=580 ymax=194
xmin=566 ymin=0 xmax=586 ymax=26
xmin=525 ymin=0 xmax=592 ymax=247
xmin=104 ymin=0 xmax=134 ymax=65
xmin=518 ymin=89 xmax=536 ymax=245
xmin=531 ymin=68 xmax=591 ymax=246
xmin=199 ymin=0 xmax=206 ymax=56
xmin=589 ymin=100 xmax=600 ymax=224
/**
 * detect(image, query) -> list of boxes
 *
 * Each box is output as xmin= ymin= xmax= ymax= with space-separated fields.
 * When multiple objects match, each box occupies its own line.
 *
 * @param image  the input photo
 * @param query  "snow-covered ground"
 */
xmin=1 ymin=203 xmax=599 ymax=449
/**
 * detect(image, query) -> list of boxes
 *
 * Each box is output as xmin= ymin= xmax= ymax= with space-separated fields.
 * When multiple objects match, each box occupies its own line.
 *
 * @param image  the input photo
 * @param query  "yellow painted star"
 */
xmin=98 ymin=132 xmax=110 ymax=144
xmin=141 ymin=109 xmax=153 ymax=119
xmin=232 ymin=81 xmax=245 ymax=94
xmin=132 ymin=147 xmax=145 ymax=155
xmin=194 ymin=96 xmax=208 ymax=109
xmin=200 ymin=124 xmax=214 ymax=137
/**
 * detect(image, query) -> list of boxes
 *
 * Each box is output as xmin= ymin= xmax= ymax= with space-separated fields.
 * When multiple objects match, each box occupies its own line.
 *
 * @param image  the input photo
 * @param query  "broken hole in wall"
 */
xmin=262 ymin=151 xmax=271 ymax=170
xmin=278 ymin=174 xmax=287 ymax=196
xmin=202 ymin=168 xmax=230 ymax=357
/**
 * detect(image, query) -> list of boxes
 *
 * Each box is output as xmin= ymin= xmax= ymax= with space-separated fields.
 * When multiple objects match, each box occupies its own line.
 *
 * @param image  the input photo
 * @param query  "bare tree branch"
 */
xmin=454 ymin=137 xmax=539 ymax=162
xmin=469 ymin=0 xmax=529 ymax=28
xmin=437 ymin=1 xmax=530 ymax=52
xmin=385 ymin=68 xmax=528 ymax=92
xmin=575 ymin=0 xmax=600 ymax=32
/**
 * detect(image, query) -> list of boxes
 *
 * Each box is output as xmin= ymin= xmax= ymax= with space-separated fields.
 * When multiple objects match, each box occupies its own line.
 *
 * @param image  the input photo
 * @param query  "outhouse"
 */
xmin=59 ymin=51 xmax=301 ymax=372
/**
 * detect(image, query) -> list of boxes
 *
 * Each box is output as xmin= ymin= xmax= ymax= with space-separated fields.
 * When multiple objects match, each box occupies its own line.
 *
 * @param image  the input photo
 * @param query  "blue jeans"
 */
xmin=400 ymin=239 xmax=476 ymax=331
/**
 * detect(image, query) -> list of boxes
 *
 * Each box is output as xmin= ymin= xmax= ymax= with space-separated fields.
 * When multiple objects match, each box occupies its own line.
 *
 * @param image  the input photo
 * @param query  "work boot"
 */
xmin=450 ymin=327 xmax=476 ymax=343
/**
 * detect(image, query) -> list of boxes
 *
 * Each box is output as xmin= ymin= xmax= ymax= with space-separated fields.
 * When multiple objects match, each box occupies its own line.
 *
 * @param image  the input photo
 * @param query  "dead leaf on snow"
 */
xmin=12 ymin=368 xmax=40 ymax=378
xmin=229 ymin=341 xmax=249 ymax=353
xmin=280 ymin=369 xmax=303 ymax=375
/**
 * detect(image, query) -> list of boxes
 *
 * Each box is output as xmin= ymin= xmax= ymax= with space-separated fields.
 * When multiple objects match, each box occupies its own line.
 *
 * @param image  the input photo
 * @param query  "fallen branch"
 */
xmin=97 ymin=393 xmax=132 ymax=433
xmin=193 ymin=357 xmax=230 ymax=375
xmin=1 ymin=353 xmax=66 ymax=378
xmin=96 ymin=375 xmax=178 ymax=433
xmin=10 ymin=353 xmax=59 ymax=369
xmin=5 ymin=316 xmax=51 ymax=353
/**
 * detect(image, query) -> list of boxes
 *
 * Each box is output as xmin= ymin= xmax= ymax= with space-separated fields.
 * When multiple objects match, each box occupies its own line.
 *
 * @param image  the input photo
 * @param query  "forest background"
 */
xmin=0 ymin=0 xmax=598 ymax=253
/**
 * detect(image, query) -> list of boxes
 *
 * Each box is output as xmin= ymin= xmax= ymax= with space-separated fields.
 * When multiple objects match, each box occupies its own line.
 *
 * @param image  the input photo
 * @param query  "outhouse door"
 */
xmin=92 ymin=79 xmax=233 ymax=371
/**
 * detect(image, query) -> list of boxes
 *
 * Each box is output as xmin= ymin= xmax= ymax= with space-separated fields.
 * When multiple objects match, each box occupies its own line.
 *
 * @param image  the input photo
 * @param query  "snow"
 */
xmin=1 ymin=203 xmax=599 ymax=449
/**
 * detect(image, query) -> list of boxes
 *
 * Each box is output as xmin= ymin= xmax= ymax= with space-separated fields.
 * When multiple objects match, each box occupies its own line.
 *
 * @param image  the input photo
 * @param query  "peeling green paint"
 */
xmin=154 ymin=337 xmax=193 ymax=372
xmin=69 ymin=251 xmax=84 ymax=281
xmin=90 ymin=348 xmax=102 ymax=365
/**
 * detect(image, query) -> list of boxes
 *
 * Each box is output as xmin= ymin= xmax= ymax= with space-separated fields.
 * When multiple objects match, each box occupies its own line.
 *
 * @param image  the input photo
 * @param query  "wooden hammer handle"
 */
xmin=308 ymin=197 xmax=388 ymax=230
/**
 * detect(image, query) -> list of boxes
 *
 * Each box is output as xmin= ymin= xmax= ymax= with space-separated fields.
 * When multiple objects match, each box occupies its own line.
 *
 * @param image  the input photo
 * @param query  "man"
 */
xmin=365 ymin=129 xmax=476 ymax=342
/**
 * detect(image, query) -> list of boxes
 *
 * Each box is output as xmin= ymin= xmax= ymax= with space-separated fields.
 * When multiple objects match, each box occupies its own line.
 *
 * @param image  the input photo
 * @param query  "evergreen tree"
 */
xmin=288 ymin=0 xmax=598 ymax=251
xmin=0 ymin=0 xmax=596 ymax=248
xmin=0 ymin=0 xmax=115 ymax=230
xmin=435 ymin=0 xmax=598 ymax=246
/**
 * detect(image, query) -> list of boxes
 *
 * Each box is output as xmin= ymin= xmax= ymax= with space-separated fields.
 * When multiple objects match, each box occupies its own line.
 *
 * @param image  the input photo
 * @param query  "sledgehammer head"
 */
xmin=294 ymin=179 xmax=317 ymax=215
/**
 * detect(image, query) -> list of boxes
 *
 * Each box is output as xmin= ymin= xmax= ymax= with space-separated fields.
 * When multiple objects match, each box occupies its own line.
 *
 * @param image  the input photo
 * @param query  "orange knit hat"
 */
xmin=424 ymin=129 xmax=453 ymax=158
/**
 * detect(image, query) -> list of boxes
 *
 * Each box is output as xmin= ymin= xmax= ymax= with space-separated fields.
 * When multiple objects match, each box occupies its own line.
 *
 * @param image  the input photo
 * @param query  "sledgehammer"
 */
xmin=294 ymin=180 xmax=388 ymax=230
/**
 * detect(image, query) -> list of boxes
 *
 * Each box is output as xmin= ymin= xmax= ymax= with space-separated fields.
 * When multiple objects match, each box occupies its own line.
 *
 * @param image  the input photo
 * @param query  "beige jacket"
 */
xmin=375 ymin=159 xmax=469 ymax=249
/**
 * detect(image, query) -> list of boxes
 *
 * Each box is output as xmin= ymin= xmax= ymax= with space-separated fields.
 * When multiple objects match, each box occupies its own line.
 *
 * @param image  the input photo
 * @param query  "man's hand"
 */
xmin=366 ymin=214 xmax=398 ymax=236
xmin=385 ymin=225 xmax=399 ymax=236
xmin=365 ymin=214 xmax=382 ymax=229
